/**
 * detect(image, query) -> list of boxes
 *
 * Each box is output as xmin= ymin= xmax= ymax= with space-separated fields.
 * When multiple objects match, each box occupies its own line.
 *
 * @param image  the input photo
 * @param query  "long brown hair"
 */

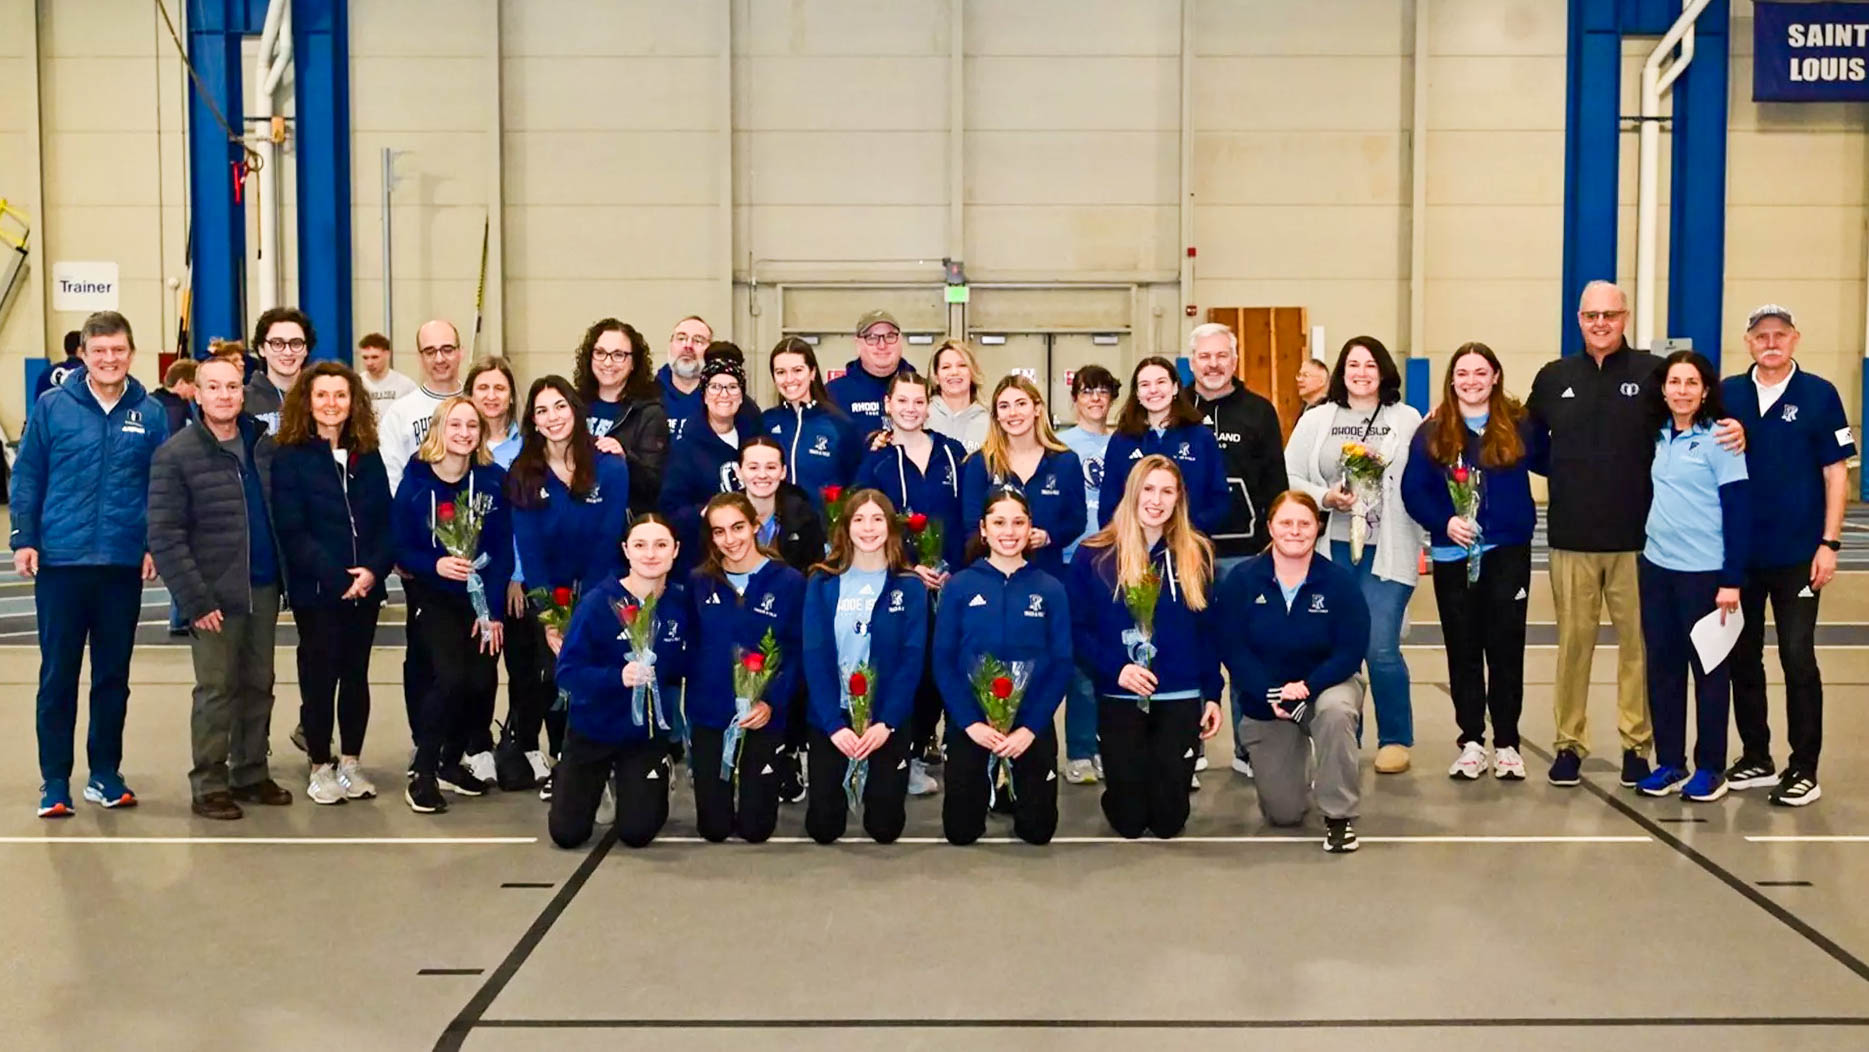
xmin=698 ymin=492 xmax=782 ymax=583
xmin=810 ymin=488 xmax=911 ymax=577
xmin=275 ymin=360 xmax=379 ymax=452
xmin=1079 ymin=455 xmax=1213 ymax=610
xmin=768 ymin=337 xmax=835 ymax=409
xmin=1114 ymin=356 xmax=1204 ymax=435
xmin=1423 ymin=342 xmax=1525 ymax=469
xmin=507 ymin=376 xmax=599 ymax=508
xmin=979 ymin=375 xmax=1067 ymax=477
xmin=574 ymin=318 xmax=658 ymax=405
xmin=963 ymin=485 xmax=1034 ymax=564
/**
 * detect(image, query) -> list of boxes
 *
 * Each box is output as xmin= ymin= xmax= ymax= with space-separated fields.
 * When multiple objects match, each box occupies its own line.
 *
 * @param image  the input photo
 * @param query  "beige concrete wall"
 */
xmin=2 ymin=0 xmax=1864 ymax=435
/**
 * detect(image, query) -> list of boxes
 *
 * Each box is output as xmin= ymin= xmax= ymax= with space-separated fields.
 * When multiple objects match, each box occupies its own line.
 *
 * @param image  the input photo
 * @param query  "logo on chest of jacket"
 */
xmin=705 ymin=592 xmax=722 ymax=605
xmin=850 ymin=401 xmax=880 ymax=416
xmin=121 ymin=409 xmax=146 ymax=435
xmin=1039 ymin=476 xmax=1059 ymax=496
xmin=1620 ymin=382 xmax=1641 ymax=397
xmin=584 ymin=483 xmax=603 ymax=504
xmin=887 ymin=589 xmax=905 ymax=613
xmin=756 ymin=593 xmax=777 ymax=615
xmin=1782 ymin=404 xmax=1799 ymax=423
xmin=1308 ymin=594 xmax=1328 ymax=613
xmin=1176 ymin=443 xmax=1192 ymax=460
xmin=1560 ymin=387 xmax=1575 ymax=399
xmin=1025 ymin=594 xmax=1045 ymax=617
xmin=967 ymin=593 xmax=986 ymax=607
xmin=811 ymin=435 xmax=830 ymax=455
xmin=1127 ymin=449 xmax=1143 ymax=460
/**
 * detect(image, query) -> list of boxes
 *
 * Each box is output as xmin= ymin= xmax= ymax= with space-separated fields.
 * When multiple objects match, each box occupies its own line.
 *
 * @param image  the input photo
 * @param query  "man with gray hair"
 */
xmin=11 ymin=311 xmax=170 ymax=817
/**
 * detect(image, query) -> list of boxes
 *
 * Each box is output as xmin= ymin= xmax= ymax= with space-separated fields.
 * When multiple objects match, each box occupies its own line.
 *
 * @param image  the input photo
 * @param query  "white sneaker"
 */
xmin=1449 ymin=741 xmax=1489 ymax=780
xmin=1094 ymin=754 xmax=1105 ymax=780
xmin=1189 ymin=773 xmax=1202 ymax=791
xmin=337 ymin=758 xmax=377 ymax=800
xmin=1492 ymin=745 xmax=1526 ymax=781
xmin=908 ymin=759 xmax=939 ymax=796
xmin=1231 ymin=756 xmax=1254 ymax=778
xmin=464 ymin=750 xmax=498 ymax=786
xmin=525 ymin=750 xmax=552 ymax=783
xmin=1194 ymin=753 xmax=1210 ymax=772
xmin=595 ymin=781 xmax=617 ymax=826
xmin=307 ymin=763 xmax=346 ymax=805
xmin=1063 ymin=758 xmax=1099 ymax=784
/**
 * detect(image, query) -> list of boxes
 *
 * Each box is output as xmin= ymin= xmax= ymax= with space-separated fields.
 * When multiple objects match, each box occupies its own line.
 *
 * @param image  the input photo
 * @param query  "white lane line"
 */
xmin=0 ymin=836 xmax=539 ymax=845
xmin=649 ymin=835 xmax=1652 ymax=845
xmin=1746 ymin=835 xmax=1869 ymax=843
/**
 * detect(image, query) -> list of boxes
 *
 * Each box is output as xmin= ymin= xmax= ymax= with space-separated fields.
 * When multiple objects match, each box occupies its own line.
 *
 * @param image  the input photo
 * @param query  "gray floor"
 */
xmin=5 ymin=586 xmax=1869 ymax=1049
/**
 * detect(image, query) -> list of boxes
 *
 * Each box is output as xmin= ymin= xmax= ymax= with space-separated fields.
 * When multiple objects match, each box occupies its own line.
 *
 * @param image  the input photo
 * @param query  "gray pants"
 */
xmin=188 ymin=586 xmax=280 ymax=798
xmin=1238 ymin=678 xmax=1363 ymax=825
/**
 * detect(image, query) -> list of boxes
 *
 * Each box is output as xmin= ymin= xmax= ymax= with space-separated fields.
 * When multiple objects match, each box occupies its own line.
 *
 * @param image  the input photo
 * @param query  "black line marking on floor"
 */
xmin=419 ymin=969 xmax=484 ymax=977
xmin=1522 ymin=742 xmax=1869 ymax=985
xmin=470 ymin=1016 xmax=1869 ymax=1030
xmin=500 ymin=882 xmax=555 ymax=889
xmin=1659 ymin=817 xmax=1708 ymax=823
xmin=434 ymin=824 xmax=620 ymax=1051
xmin=1758 ymin=880 xmax=1815 ymax=888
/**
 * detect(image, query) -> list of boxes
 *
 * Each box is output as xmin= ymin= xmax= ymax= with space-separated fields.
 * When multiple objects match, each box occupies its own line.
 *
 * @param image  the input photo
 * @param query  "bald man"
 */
xmin=379 ymin=319 xmax=465 ymax=494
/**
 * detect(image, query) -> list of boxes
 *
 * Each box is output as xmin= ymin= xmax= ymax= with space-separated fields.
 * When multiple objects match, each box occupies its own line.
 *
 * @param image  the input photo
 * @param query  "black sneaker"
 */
xmin=1324 ymin=818 xmax=1359 ymax=853
xmin=1548 ymin=748 xmax=1583 ymax=787
xmin=1769 ymin=769 xmax=1822 ymax=807
xmin=405 ymin=773 xmax=448 ymax=813
xmin=436 ymin=763 xmax=488 ymax=797
xmin=537 ymin=770 xmax=554 ymax=802
xmin=776 ymin=748 xmax=806 ymax=805
xmin=920 ymin=742 xmax=946 ymax=769
xmin=1725 ymin=756 xmax=1778 ymax=791
xmin=493 ymin=737 xmax=537 ymax=791
xmin=1619 ymin=750 xmax=1651 ymax=788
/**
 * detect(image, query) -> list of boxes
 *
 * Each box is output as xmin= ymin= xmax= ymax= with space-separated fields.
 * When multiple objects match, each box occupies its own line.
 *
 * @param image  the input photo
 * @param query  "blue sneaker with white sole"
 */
xmin=1681 ymin=769 xmax=1728 ymax=802
xmin=38 ymin=779 xmax=74 ymax=818
xmin=1637 ymin=765 xmax=1689 ymax=797
xmin=83 ymin=772 xmax=138 ymax=809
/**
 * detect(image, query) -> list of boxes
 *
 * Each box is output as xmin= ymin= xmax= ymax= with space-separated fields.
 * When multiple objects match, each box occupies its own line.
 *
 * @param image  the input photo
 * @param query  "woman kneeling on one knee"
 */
xmin=1216 ymin=490 xmax=1370 ymax=854
xmin=550 ymin=515 xmax=691 ymax=849
xmin=801 ymin=489 xmax=929 ymax=844
xmin=1068 ymin=455 xmax=1223 ymax=839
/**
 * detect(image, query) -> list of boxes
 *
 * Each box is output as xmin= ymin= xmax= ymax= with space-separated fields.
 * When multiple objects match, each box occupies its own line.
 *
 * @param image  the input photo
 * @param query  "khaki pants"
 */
xmin=1548 ymin=550 xmax=1650 ymax=758
xmin=187 ymin=586 xmax=280 ymax=797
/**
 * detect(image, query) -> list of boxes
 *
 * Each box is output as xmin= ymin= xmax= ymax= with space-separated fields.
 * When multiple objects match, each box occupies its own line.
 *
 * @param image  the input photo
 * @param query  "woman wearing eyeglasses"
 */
xmin=574 ymin=319 xmax=669 ymax=517
xmin=660 ymin=346 xmax=755 ymax=575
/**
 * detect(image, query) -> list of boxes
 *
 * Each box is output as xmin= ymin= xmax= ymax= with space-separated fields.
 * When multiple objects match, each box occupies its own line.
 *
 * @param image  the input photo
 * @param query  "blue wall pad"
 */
xmin=1405 ymin=357 xmax=1431 ymax=416
xmin=293 ymin=0 xmax=355 ymax=363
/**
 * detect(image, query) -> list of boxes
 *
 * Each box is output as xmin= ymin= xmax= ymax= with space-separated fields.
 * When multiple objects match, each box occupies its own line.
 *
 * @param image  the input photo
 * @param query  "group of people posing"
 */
xmin=12 ymin=279 xmax=1844 ymax=856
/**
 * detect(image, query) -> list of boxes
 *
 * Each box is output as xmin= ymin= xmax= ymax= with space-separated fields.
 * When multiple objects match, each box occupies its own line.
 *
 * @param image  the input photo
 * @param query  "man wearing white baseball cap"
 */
xmin=1719 ymin=304 xmax=1852 ymax=806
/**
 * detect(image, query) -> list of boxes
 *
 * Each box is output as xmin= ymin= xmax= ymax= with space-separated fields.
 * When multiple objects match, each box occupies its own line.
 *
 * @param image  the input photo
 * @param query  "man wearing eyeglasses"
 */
xmin=379 ymin=319 xmax=466 ymax=494
xmin=659 ymin=315 xmax=712 ymax=439
xmin=244 ymin=306 xmax=314 ymax=434
xmin=826 ymin=309 xmax=917 ymax=436
xmin=1528 ymin=279 xmax=1742 ymax=790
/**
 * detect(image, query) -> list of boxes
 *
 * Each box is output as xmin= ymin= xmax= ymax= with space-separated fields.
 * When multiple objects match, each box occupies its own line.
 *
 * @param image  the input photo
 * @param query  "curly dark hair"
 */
xmin=573 ymin=318 xmax=658 ymax=406
xmin=275 ymin=360 xmax=379 ymax=453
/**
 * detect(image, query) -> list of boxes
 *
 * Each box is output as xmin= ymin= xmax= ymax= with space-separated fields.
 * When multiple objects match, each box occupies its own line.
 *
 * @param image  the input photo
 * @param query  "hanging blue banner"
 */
xmin=1754 ymin=2 xmax=1869 ymax=101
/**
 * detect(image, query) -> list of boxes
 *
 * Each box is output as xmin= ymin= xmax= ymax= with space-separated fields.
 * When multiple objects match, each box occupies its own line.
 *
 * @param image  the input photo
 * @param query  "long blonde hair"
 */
xmin=417 ymin=396 xmax=494 ymax=466
xmin=980 ymin=374 xmax=1067 ymax=478
xmin=1079 ymin=454 xmax=1212 ymax=610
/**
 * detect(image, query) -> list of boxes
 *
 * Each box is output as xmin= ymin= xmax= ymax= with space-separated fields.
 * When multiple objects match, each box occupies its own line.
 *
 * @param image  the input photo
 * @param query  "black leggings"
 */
xmin=804 ymin=728 xmax=911 ymax=844
xmin=295 ymin=600 xmax=382 ymax=765
xmin=1431 ymin=545 xmax=1529 ymax=749
xmin=548 ymin=729 xmax=670 ymax=849
xmin=1097 ymin=697 xmax=1202 ymax=839
xmin=942 ymin=724 xmax=1059 ymax=846
xmin=501 ymin=609 xmax=564 ymax=757
xmin=688 ymin=725 xmax=782 ymax=843
xmin=405 ymin=580 xmax=498 ymax=775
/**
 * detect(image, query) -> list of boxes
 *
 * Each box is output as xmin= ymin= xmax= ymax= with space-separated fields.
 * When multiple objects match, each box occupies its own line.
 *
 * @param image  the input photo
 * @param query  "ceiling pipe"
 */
xmin=251 ymin=0 xmax=292 ymax=314
xmin=1634 ymin=0 xmax=1713 ymax=352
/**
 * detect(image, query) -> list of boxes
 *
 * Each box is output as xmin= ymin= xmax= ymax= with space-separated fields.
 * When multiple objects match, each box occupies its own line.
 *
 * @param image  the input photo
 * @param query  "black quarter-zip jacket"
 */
xmin=1525 ymin=343 xmax=1662 ymax=552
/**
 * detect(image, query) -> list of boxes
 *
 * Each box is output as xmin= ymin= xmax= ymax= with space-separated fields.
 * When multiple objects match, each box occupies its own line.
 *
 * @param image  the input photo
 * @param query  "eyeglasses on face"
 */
xmin=860 ymin=330 xmax=901 ymax=347
xmin=705 ymin=382 xmax=741 ymax=396
xmin=419 ymin=344 xmax=460 ymax=358
xmin=1579 ymin=310 xmax=1627 ymax=323
xmin=591 ymin=349 xmax=633 ymax=364
xmin=264 ymin=337 xmax=308 ymax=353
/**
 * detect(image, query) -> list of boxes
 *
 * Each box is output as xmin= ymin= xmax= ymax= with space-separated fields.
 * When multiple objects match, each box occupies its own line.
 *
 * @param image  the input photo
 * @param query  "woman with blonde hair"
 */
xmin=1068 ymin=455 xmax=1224 ymax=838
xmin=926 ymin=338 xmax=989 ymax=453
xmin=960 ymin=375 xmax=1085 ymax=579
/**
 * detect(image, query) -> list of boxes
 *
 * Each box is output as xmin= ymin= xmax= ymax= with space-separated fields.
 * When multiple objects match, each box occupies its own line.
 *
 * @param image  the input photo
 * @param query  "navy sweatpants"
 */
xmin=1638 ymin=557 xmax=1730 ymax=773
xmin=36 ymin=565 xmax=144 ymax=782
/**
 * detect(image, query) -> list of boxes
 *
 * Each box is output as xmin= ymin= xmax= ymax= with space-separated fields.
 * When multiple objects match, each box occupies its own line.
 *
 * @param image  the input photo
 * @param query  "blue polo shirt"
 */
xmin=1644 ymin=420 xmax=1749 ymax=579
xmin=1721 ymin=365 xmax=1854 ymax=570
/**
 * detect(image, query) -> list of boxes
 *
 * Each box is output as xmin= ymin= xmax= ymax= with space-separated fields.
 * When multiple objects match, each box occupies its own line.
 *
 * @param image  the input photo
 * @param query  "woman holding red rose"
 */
xmin=801 ymin=489 xmax=929 ymax=843
xmin=1400 ymin=343 xmax=1541 ymax=781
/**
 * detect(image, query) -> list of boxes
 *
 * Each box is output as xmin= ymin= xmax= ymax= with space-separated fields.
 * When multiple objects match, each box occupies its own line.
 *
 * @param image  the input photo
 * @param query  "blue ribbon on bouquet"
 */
xmin=463 ymin=553 xmax=493 ymax=640
xmin=720 ymin=696 xmax=752 ymax=783
xmin=627 ymin=647 xmax=668 ymax=730
xmin=1123 ymin=629 xmax=1158 ymax=714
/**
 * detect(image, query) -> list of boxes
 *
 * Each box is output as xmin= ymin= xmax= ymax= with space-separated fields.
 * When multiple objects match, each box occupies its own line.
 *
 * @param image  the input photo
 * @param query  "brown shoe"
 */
xmin=230 ymin=779 xmax=294 ymax=806
xmin=1374 ymin=744 xmax=1412 ymax=774
xmin=191 ymin=791 xmax=243 ymax=820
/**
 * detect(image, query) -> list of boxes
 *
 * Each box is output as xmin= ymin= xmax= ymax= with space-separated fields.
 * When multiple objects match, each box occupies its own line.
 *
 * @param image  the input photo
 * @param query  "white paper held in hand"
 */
xmin=1689 ymin=606 xmax=1744 ymax=672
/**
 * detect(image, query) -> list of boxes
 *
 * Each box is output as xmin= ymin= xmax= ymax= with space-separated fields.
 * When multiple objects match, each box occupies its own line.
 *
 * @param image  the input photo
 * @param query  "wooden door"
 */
xmin=1206 ymin=306 xmax=1309 ymax=439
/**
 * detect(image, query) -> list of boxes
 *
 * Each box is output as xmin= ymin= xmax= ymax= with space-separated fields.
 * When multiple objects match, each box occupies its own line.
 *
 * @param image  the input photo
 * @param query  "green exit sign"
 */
xmin=944 ymin=284 xmax=970 ymax=304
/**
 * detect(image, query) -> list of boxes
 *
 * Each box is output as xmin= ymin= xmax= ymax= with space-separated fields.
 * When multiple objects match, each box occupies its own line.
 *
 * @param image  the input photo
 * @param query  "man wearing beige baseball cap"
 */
xmin=826 ymin=309 xmax=917 ymax=436
xmin=1719 ymin=304 xmax=1852 ymax=807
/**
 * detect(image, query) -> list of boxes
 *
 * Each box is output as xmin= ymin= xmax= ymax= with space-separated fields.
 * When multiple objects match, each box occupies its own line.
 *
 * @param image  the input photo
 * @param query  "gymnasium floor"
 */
xmin=5 ymin=520 xmax=1869 ymax=1049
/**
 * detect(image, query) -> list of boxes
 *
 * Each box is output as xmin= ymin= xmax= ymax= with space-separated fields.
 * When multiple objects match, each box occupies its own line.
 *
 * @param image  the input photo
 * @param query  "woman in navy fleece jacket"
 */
xmin=1098 ymin=357 xmax=1230 ymax=536
xmin=960 ymin=375 xmax=1085 ymax=581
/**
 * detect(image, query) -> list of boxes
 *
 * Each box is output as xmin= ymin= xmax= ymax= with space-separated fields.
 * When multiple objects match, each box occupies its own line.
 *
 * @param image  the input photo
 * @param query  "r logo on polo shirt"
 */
xmin=1781 ymin=404 xmax=1798 ymax=423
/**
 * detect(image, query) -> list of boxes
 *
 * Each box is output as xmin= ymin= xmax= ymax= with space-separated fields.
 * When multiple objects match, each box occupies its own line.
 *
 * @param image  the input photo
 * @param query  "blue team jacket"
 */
xmin=1098 ymin=424 xmax=1231 ymax=537
xmin=511 ymin=452 xmax=632 ymax=595
xmin=684 ymin=560 xmax=807 ymax=731
xmin=801 ymin=570 xmax=929 ymax=735
xmin=657 ymin=365 xmax=701 ymax=438
xmin=932 ymin=559 xmax=1073 ymax=734
xmin=11 ymin=367 xmax=170 ymax=566
xmin=825 ymin=358 xmax=917 ymax=437
xmin=1067 ymin=542 xmax=1222 ymax=702
xmin=1214 ymin=553 xmax=1369 ymax=722
xmin=764 ymin=401 xmax=862 ymax=509
xmin=1398 ymin=418 xmax=1541 ymax=554
xmin=391 ymin=459 xmax=515 ymax=600
xmin=960 ymin=448 xmax=1086 ymax=578
xmin=853 ymin=436 xmax=969 ymax=567
xmin=659 ymin=410 xmax=749 ymax=565
xmin=556 ymin=577 xmax=692 ymax=745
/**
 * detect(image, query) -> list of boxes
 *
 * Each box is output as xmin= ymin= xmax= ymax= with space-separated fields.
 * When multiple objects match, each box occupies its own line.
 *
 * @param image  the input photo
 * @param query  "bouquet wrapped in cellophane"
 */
xmin=1338 ymin=441 xmax=1388 ymax=564
xmin=842 ymin=662 xmax=877 ymax=808
xmin=614 ymin=591 xmax=669 ymax=730
xmin=1120 ymin=566 xmax=1162 ymax=712
xmin=722 ymin=628 xmax=781 ymax=783
xmin=431 ymin=483 xmax=495 ymax=640
xmin=1448 ymin=459 xmax=1484 ymax=585
xmin=970 ymin=654 xmax=1032 ymax=807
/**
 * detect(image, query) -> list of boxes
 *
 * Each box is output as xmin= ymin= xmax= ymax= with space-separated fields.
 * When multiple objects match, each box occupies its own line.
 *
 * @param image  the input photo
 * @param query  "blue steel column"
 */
xmin=1560 ymin=0 xmax=1623 ymax=356
xmin=185 ymin=0 xmax=252 ymax=358
xmin=1666 ymin=0 xmax=1730 ymax=371
xmin=292 ymin=0 xmax=354 ymax=363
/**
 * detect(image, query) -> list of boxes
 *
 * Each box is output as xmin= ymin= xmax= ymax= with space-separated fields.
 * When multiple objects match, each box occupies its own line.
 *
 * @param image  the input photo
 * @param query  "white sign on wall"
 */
xmin=51 ymin=261 xmax=120 ymax=312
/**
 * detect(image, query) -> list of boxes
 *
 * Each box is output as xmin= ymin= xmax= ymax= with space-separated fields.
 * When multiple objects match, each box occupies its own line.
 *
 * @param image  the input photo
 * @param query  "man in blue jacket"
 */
xmin=11 ymin=311 xmax=170 ymax=818
xmin=658 ymin=315 xmax=712 ymax=439
xmin=31 ymin=330 xmax=82 ymax=406
xmin=826 ymin=309 xmax=917 ymax=436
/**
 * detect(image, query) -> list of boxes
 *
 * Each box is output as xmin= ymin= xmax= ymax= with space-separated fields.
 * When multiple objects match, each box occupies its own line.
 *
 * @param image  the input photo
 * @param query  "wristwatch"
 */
xmin=1822 ymin=538 xmax=1842 ymax=551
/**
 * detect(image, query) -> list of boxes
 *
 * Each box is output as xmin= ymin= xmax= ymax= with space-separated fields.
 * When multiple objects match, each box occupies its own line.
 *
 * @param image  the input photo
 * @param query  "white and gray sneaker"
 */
xmin=308 ymin=763 xmax=347 ymax=805
xmin=1063 ymin=758 xmax=1100 ymax=785
xmin=1492 ymin=746 xmax=1526 ymax=781
xmin=908 ymin=759 xmax=939 ymax=796
xmin=1449 ymin=741 xmax=1489 ymax=780
xmin=1194 ymin=753 xmax=1210 ymax=773
xmin=595 ymin=781 xmax=617 ymax=826
xmin=525 ymin=750 xmax=552 ymax=784
xmin=1231 ymin=755 xmax=1254 ymax=778
xmin=463 ymin=750 xmax=498 ymax=787
xmin=337 ymin=758 xmax=377 ymax=800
